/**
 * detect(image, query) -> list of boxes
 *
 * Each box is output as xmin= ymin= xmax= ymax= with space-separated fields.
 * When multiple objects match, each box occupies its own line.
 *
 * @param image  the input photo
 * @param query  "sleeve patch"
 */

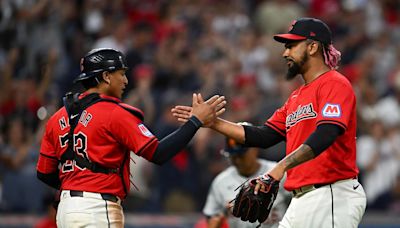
xmin=322 ymin=103 xmax=341 ymax=118
xmin=138 ymin=124 xmax=154 ymax=137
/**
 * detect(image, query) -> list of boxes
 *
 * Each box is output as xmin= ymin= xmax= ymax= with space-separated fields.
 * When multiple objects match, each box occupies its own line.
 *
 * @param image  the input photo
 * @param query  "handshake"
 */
xmin=171 ymin=93 xmax=226 ymax=127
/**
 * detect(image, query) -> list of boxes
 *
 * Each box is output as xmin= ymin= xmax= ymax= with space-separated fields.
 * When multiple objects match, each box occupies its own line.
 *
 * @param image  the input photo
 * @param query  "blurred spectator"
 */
xmin=210 ymin=1 xmax=250 ymax=42
xmin=340 ymin=48 xmax=374 ymax=86
xmin=389 ymin=174 xmax=400 ymax=214
xmin=82 ymin=0 xmax=107 ymax=36
xmin=372 ymin=55 xmax=400 ymax=128
xmin=151 ymin=91 xmax=200 ymax=212
xmin=255 ymin=0 xmax=305 ymax=35
xmin=125 ymin=64 xmax=157 ymax=126
xmin=125 ymin=21 xmax=156 ymax=75
xmin=123 ymin=153 xmax=154 ymax=212
xmin=92 ymin=17 xmax=132 ymax=53
xmin=369 ymin=31 xmax=398 ymax=96
xmin=236 ymin=28 xmax=276 ymax=92
xmin=307 ymin=0 xmax=341 ymax=25
xmin=34 ymin=193 xmax=57 ymax=228
xmin=0 ymin=48 xmax=56 ymax=132
xmin=357 ymin=120 xmax=400 ymax=210
xmin=356 ymin=79 xmax=379 ymax=134
xmin=364 ymin=0 xmax=385 ymax=40
xmin=0 ymin=117 xmax=46 ymax=212
xmin=154 ymin=1 xmax=187 ymax=43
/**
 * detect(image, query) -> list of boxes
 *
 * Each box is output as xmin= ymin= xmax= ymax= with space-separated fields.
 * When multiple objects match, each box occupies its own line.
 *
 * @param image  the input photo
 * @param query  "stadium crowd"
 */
xmin=0 ymin=0 xmax=400 ymax=217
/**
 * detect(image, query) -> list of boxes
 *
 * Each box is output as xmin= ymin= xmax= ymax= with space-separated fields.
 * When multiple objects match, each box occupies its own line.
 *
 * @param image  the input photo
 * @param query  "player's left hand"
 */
xmin=254 ymin=165 xmax=285 ymax=195
xmin=171 ymin=93 xmax=226 ymax=127
xmin=171 ymin=105 xmax=192 ymax=123
xmin=232 ymin=175 xmax=280 ymax=224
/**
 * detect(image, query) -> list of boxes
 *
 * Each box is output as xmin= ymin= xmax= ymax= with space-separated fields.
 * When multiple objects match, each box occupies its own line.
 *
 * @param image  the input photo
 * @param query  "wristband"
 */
xmin=188 ymin=115 xmax=203 ymax=128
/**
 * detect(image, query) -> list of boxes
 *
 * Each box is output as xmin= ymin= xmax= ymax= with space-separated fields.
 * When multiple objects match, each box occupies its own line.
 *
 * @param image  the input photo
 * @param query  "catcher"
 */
xmin=36 ymin=48 xmax=226 ymax=227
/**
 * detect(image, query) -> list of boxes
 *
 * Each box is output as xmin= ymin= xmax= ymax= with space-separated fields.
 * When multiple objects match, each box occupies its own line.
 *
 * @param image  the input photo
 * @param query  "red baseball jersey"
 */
xmin=37 ymin=94 xmax=158 ymax=199
xmin=266 ymin=70 xmax=358 ymax=191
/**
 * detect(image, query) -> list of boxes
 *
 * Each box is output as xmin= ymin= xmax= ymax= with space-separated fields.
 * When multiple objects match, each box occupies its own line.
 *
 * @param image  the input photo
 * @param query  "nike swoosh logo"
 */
xmin=71 ymin=114 xmax=79 ymax=119
xmin=353 ymin=184 xmax=360 ymax=190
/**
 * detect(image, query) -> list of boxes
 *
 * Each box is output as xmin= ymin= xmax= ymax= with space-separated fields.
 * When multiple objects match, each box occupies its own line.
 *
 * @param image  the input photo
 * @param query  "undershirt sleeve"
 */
xmin=243 ymin=125 xmax=285 ymax=148
xmin=151 ymin=116 xmax=202 ymax=165
xmin=37 ymin=121 xmax=59 ymax=174
xmin=304 ymin=123 xmax=343 ymax=156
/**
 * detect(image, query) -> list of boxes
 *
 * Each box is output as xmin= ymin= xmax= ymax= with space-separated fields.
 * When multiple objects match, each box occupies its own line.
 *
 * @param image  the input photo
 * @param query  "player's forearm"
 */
xmin=151 ymin=116 xmax=202 ymax=165
xmin=282 ymin=144 xmax=315 ymax=170
xmin=37 ymin=171 xmax=61 ymax=189
xmin=271 ymin=124 xmax=342 ymax=178
xmin=211 ymin=118 xmax=245 ymax=144
xmin=270 ymin=144 xmax=315 ymax=180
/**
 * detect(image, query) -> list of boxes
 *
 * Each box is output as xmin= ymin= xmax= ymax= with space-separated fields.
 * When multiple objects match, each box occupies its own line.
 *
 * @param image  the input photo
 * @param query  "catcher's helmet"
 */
xmin=74 ymin=48 xmax=128 ymax=83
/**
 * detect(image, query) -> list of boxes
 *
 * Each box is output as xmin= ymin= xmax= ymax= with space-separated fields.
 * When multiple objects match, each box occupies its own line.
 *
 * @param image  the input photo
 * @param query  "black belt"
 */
xmin=69 ymin=190 xmax=119 ymax=203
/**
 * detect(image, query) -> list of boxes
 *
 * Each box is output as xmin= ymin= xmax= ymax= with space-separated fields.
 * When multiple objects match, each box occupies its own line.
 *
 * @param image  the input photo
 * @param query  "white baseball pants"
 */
xmin=56 ymin=190 xmax=124 ymax=228
xmin=279 ymin=178 xmax=366 ymax=228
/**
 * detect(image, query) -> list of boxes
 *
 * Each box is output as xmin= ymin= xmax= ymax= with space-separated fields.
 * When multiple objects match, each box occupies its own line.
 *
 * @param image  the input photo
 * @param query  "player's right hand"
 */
xmin=171 ymin=105 xmax=192 ymax=123
xmin=171 ymin=93 xmax=226 ymax=127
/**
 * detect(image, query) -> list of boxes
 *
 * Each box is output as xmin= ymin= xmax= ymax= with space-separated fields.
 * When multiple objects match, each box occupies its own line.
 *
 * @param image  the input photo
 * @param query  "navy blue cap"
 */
xmin=221 ymin=122 xmax=253 ymax=156
xmin=223 ymin=138 xmax=248 ymax=155
xmin=274 ymin=18 xmax=332 ymax=44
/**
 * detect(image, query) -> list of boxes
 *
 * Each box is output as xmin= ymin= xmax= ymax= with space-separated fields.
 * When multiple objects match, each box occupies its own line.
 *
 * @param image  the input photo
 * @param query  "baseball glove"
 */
xmin=232 ymin=174 xmax=280 ymax=225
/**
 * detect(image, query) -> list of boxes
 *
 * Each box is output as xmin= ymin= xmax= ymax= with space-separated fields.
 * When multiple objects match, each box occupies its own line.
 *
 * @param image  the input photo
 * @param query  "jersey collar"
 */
xmin=80 ymin=92 xmax=122 ymax=103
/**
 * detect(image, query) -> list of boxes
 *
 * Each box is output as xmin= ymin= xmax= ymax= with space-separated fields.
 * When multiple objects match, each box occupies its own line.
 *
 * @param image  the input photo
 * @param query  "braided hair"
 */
xmin=322 ymin=44 xmax=341 ymax=69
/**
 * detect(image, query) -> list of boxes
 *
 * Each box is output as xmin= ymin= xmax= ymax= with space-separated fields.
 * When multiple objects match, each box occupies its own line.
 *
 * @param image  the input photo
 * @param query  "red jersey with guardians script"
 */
xmin=266 ymin=71 xmax=358 ymax=191
xmin=37 ymin=94 xmax=158 ymax=199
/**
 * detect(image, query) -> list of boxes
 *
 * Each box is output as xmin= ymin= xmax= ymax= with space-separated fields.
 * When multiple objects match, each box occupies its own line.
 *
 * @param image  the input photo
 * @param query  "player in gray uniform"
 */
xmin=203 ymin=122 xmax=289 ymax=228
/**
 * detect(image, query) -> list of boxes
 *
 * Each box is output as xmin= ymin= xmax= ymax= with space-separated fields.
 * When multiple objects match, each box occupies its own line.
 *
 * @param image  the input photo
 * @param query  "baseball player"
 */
xmin=203 ymin=123 xmax=289 ymax=228
xmin=172 ymin=18 xmax=367 ymax=228
xmin=36 ymin=48 xmax=226 ymax=228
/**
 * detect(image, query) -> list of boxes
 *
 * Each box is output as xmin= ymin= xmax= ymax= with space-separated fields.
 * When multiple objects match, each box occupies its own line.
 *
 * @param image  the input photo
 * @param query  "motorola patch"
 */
xmin=322 ymin=103 xmax=341 ymax=117
xmin=138 ymin=124 xmax=153 ymax=137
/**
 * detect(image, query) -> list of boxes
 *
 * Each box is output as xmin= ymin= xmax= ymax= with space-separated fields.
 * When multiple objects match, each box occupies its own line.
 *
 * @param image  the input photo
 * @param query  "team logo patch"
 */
xmin=286 ymin=103 xmax=317 ymax=128
xmin=322 ymin=103 xmax=341 ymax=117
xmin=138 ymin=124 xmax=153 ymax=137
xmin=89 ymin=54 xmax=104 ymax=63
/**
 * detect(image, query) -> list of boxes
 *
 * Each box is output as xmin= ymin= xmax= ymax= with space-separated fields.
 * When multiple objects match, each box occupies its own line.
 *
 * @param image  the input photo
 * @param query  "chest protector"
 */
xmin=60 ymin=92 xmax=143 ymax=174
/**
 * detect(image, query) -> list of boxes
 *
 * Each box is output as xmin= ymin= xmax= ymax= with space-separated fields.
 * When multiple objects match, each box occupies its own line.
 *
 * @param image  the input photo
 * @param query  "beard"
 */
xmin=286 ymin=51 xmax=308 ymax=80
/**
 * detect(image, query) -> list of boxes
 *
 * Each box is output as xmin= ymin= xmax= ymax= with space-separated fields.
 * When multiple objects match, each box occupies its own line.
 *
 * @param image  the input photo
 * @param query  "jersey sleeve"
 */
xmin=316 ymin=80 xmax=355 ymax=130
xmin=202 ymin=179 xmax=225 ymax=217
xmin=109 ymin=107 xmax=159 ymax=161
xmin=37 ymin=120 xmax=59 ymax=174
xmin=265 ymin=101 xmax=288 ymax=137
